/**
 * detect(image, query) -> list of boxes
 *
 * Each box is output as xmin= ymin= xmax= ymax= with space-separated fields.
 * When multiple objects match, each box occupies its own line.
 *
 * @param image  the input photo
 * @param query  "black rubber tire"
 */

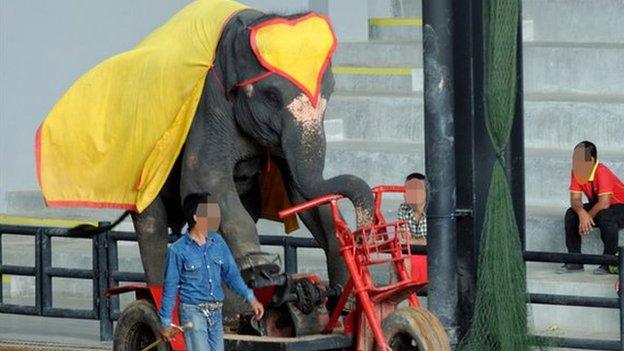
xmin=113 ymin=300 xmax=170 ymax=351
xmin=379 ymin=307 xmax=451 ymax=351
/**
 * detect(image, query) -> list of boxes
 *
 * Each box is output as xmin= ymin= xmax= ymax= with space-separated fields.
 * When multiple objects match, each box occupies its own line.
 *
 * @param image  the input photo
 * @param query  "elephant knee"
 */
xmin=220 ymin=223 xmax=260 ymax=253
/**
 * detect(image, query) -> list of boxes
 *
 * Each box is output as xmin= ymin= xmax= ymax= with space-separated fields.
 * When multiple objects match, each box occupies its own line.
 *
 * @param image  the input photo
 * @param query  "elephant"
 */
xmin=40 ymin=3 xmax=375 ymax=320
xmin=100 ymin=11 xmax=370 ymax=292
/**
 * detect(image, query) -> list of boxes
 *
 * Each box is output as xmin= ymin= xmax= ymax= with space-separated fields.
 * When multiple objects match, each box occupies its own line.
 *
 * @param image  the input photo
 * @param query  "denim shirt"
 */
xmin=159 ymin=231 xmax=255 ymax=328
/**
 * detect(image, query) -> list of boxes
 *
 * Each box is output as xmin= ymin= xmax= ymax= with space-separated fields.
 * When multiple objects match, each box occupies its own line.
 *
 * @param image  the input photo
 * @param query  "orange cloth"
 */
xmin=260 ymin=160 xmax=299 ymax=233
xmin=410 ymin=255 xmax=428 ymax=285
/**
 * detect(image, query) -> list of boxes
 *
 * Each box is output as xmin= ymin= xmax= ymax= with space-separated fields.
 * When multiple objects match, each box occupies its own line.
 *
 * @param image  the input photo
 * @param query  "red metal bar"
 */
xmin=280 ymin=187 xmax=423 ymax=346
xmin=372 ymin=185 xmax=406 ymax=225
xmin=324 ymin=278 xmax=354 ymax=334
xmin=278 ymin=194 xmax=343 ymax=219
xmin=372 ymin=185 xmax=406 ymax=194
xmin=341 ymin=244 xmax=390 ymax=350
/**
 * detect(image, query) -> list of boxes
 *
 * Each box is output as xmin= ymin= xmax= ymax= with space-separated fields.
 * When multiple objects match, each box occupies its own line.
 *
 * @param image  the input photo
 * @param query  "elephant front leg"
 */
xmin=288 ymin=189 xmax=349 ymax=288
xmin=132 ymin=196 xmax=170 ymax=285
xmin=217 ymin=189 xmax=281 ymax=285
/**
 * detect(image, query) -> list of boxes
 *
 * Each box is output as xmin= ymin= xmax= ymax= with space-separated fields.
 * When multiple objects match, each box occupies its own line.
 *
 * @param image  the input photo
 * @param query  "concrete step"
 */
xmin=325 ymin=91 xmax=424 ymax=143
xmin=324 ymin=140 xmax=423 ymax=189
xmin=367 ymin=0 xmax=421 ymax=18
xmin=332 ymin=66 xmax=422 ymax=93
xmin=369 ymin=0 xmax=624 ymax=43
xmin=523 ymin=42 xmax=624 ymax=95
xmin=523 ymin=0 xmax=624 ymax=44
xmin=524 ymin=93 xmax=624 ymax=150
xmin=369 ymin=18 xmax=422 ymax=41
xmin=368 ymin=18 xmax=538 ymax=42
xmin=526 ymin=205 xmax=624 ymax=254
xmin=333 ymin=41 xmax=422 ymax=68
xmin=332 ymin=41 xmax=624 ymax=96
xmin=527 ymin=262 xmax=619 ymax=340
xmin=325 ymin=91 xmax=624 ymax=149
xmin=323 ymin=140 xmax=624 ymax=207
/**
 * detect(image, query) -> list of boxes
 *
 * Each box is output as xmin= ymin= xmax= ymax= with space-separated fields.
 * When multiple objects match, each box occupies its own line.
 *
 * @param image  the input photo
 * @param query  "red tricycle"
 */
xmin=107 ymin=185 xmax=450 ymax=350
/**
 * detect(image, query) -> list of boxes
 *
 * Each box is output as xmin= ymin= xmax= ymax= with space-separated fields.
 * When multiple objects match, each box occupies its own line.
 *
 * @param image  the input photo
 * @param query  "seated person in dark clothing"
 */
xmin=559 ymin=141 xmax=624 ymax=275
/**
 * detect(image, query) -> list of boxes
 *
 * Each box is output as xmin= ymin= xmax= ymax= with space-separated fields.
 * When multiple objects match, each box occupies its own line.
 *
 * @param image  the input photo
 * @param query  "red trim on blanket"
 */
xmin=212 ymin=69 xmax=226 ymax=94
xmin=46 ymin=200 xmax=137 ymax=211
xmin=35 ymin=124 xmax=43 ymax=190
xmin=236 ymin=71 xmax=273 ymax=88
xmin=248 ymin=13 xmax=337 ymax=107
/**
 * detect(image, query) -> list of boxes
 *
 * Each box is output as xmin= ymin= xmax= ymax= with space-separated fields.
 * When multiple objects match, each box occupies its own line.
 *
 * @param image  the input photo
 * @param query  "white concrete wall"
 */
xmin=1 ymin=0 xmax=374 ymax=212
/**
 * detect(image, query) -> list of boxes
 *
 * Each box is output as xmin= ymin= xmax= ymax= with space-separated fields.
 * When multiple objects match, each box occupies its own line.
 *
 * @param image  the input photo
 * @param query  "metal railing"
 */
xmin=524 ymin=249 xmax=623 ymax=350
xmin=1 ymin=222 xmax=622 ymax=350
xmin=0 ymin=222 xmax=329 ymax=341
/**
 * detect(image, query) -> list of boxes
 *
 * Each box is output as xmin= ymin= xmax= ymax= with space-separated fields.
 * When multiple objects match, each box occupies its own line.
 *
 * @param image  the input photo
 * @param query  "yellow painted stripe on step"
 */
xmin=369 ymin=18 xmax=423 ymax=26
xmin=2 ymin=275 xmax=10 ymax=284
xmin=332 ymin=66 xmax=412 ymax=76
xmin=0 ymin=216 xmax=98 ymax=228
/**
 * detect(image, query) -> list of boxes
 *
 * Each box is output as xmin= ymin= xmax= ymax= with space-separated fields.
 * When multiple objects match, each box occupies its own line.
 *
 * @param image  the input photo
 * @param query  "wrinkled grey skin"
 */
xmin=132 ymin=10 xmax=374 ymax=307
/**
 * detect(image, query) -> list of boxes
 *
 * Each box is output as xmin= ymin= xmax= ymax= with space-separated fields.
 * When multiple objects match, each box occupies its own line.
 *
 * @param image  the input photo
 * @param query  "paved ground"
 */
xmin=0 ymin=313 xmax=111 ymax=349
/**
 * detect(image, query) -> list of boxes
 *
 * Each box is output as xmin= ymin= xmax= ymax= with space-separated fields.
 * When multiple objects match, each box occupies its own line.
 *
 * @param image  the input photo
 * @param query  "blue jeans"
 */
xmin=179 ymin=303 xmax=224 ymax=351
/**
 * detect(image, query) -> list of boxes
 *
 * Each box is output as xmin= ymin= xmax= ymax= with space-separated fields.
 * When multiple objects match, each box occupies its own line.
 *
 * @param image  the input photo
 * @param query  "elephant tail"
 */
xmin=66 ymin=211 xmax=132 ymax=236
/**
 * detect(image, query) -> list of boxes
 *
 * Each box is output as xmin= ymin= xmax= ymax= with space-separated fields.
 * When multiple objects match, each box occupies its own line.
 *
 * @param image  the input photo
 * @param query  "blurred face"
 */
xmin=193 ymin=202 xmax=221 ymax=234
xmin=572 ymin=146 xmax=596 ymax=185
xmin=405 ymin=178 xmax=427 ymax=212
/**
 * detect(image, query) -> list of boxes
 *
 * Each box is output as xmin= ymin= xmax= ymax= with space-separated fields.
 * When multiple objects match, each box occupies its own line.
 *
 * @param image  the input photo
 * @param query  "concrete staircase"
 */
xmin=1 ymin=0 xmax=623 ymax=345
xmin=324 ymin=0 xmax=624 ymax=344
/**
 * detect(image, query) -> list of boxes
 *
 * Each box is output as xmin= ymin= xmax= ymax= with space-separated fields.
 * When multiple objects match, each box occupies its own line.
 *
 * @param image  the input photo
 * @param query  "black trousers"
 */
xmin=565 ymin=203 xmax=624 ymax=255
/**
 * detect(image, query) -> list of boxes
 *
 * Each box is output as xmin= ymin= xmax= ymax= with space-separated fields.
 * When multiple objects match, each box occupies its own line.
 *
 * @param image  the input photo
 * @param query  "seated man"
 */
xmin=398 ymin=172 xmax=428 ymax=284
xmin=559 ymin=141 xmax=624 ymax=275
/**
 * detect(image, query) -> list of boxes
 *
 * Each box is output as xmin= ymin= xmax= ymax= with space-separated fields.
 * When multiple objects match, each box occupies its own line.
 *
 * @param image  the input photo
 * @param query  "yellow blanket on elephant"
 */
xmin=36 ymin=0 xmax=248 ymax=212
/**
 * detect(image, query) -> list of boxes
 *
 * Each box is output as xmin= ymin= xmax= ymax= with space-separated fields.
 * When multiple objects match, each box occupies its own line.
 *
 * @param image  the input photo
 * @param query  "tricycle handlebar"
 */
xmin=372 ymin=185 xmax=406 ymax=194
xmin=278 ymin=194 xmax=343 ymax=219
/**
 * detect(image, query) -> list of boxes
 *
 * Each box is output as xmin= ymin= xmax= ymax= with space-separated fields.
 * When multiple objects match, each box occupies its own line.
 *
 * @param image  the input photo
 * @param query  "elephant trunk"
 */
xmin=282 ymin=95 xmax=374 ymax=228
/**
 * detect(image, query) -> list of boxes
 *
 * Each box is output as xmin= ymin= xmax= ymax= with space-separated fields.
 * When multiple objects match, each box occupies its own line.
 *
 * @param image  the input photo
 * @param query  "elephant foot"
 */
xmin=238 ymin=251 xmax=282 ymax=289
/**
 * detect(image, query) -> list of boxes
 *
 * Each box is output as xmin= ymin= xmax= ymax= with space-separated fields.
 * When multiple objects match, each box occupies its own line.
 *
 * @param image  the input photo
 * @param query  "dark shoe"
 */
xmin=593 ymin=265 xmax=611 ymax=275
xmin=557 ymin=263 xmax=584 ymax=274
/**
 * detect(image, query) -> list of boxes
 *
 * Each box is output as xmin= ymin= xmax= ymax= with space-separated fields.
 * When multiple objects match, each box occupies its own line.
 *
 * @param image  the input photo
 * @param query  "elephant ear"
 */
xmin=249 ymin=13 xmax=337 ymax=107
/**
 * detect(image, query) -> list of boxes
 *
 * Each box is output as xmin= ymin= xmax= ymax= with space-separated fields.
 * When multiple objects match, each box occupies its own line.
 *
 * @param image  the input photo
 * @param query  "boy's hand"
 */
xmin=160 ymin=327 xmax=174 ymax=342
xmin=250 ymin=299 xmax=264 ymax=320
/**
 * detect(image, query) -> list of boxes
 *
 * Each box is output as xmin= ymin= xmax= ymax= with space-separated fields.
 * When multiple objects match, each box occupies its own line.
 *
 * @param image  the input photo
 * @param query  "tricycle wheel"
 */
xmin=379 ymin=307 xmax=451 ymax=351
xmin=113 ymin=300 xmax=170 ymax=351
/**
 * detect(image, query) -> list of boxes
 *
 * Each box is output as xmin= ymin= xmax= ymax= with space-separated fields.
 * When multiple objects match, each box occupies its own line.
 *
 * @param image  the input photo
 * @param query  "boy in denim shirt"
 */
xmin=159 ymin=193 xmax=264 ymax=350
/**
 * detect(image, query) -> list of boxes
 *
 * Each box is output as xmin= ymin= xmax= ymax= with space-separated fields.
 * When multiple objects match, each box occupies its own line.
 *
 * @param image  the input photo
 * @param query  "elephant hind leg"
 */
xmin=132 ymin=196 xmax=169 ymax=285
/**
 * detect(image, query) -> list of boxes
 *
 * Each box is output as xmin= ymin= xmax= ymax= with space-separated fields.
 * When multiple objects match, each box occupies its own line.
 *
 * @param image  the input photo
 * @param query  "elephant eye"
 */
xmin=263 ymin=89 xmax=282 ymax=109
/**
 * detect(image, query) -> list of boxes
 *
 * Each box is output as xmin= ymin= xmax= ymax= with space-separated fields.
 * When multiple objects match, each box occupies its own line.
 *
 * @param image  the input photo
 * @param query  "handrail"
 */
xmin=278 ymin=194 xmax=343 ymax=219
xmin=372 ymin=185 xmax=405 ymax=193
xmin=1 ymin=221 xmax=622 ymax=350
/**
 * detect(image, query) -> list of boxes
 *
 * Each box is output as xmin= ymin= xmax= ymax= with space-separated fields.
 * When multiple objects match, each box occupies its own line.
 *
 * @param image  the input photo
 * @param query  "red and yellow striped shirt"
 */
xmin=570 ymin=162 xmax=624 ymax=205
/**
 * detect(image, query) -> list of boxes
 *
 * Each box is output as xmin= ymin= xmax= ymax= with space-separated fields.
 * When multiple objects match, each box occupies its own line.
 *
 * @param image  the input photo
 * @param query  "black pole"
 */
xmin=97 ymin=222 xmax=113 ymax=341
xmin=284 ymin=244 xmax=298 ymax=275
xmin=422 ymin=0 xmax=459 ymax=342
xmin=40 ymin=229 xmax=52 ymax=316
xmin=508 ymin=0 xmax=526 ymax=250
